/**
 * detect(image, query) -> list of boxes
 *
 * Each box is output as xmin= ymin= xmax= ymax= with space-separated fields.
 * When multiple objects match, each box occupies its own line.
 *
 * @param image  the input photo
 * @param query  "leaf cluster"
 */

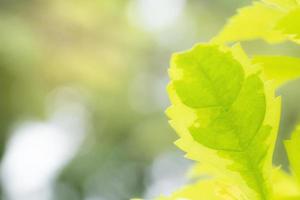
xmin=136 ymin=0 xmax=300 ymax=199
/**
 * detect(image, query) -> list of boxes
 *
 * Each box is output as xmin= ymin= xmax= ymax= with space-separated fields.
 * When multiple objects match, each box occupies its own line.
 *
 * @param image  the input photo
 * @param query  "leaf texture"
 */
xmin=167 ymin=43 xmax=281 ymax=200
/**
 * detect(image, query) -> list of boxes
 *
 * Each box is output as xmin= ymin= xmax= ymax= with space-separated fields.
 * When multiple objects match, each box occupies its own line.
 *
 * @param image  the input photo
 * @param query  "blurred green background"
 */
xmin=0 ymin=0 xmax=300 ymax=199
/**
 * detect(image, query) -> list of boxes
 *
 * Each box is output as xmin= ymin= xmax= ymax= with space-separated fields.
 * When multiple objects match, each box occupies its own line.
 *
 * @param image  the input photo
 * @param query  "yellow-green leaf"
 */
xmin=170 ymin=45 xmax=244 ymax=109
xmin=272 ymin=168 xmax=300 ymax=200
xmin=276 ymin=6 xmax=300 ymax=43
xmin=167 ymin=43 xmax=281 ymax=200
xmin=212 ymin=2 xmax=287 ymax=44
xmin=252 ymin=55 xmax=300 ymax=88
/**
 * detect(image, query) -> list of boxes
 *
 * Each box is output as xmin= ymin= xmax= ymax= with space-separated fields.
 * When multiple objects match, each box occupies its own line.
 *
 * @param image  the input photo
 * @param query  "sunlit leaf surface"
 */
xmin=167 ymin=43 xmax=281 ymax=199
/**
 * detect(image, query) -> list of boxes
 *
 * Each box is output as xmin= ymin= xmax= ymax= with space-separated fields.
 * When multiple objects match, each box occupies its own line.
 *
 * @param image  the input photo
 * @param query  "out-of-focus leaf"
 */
xmin=272 ymin=168 xmax=300 ymax=200
xmin=252 ymin=55 xmax=300 ymax=88
xmin=276 ymin=7 xmax=300 ymax=43
xmin=212 ymin=2 xmax=287 ymax=44
xmin=213 ymin=0 xmax=300 ymax=45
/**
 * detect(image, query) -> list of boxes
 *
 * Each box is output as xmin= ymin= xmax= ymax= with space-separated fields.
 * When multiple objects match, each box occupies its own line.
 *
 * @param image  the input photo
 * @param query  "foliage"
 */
xmin=150 ymin=0 xmax=300 ymax=199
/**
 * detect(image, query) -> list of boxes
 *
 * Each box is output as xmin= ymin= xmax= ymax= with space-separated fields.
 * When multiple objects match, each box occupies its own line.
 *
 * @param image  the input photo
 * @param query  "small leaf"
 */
xmin=212 ymin=2 xmax=287 ymax=44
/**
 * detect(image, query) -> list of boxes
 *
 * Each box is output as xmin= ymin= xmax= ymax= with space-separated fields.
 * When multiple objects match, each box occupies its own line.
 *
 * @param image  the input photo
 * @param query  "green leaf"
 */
xmin=170 ymin=44 xmax=244 ymax=109
xmin=252 ymin=55 xmax=300 ymax=88
xmin=190 ymin=74 xmax=266 ymax=151
xmin=167 ymin=43 xmax=281 ymax=200
xmin=212 ymin=2 xmax=287 ymax=44
xmin=276 ymin=6 xmax=300 ymax=42
xmin=213 ymin=1 xmax=300 ymax=45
